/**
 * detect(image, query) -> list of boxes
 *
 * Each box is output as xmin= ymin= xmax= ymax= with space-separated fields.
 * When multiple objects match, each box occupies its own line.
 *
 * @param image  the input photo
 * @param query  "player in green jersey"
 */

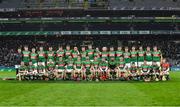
xmin=55 ymin=57 xmax=65 ymax=80
xmin=83 ymin=57 xmax=92 ymax=80
xmin=90 ymin=56 xmax=100 ymax=81
xmin=145 ymin=46 xmax=153 ymax=66
xmin=101 ymin=47 xmax=109 ymax=61
xmin=46 ymin=59 xmax=56 ymax=80
xmin=30 ymin=48 xmax=38 ymax=66
xmin=56 ymin=46 xmax=65 ymax=60
xmin=65 ymin=56 xmax=74 ymax=80
xmin=74 ymin=56 xmax=82 ymax=80
xmin=94 ymin=47 xmax=101 ymax=58
xmin=138 ymin=46 xmax=145 ymax=67
xmin=152 ymin=46 xmax=162 ymax=67
xmin=37 ymin=47 xmax=46 ymax=65
xmin=99 ymin=58 xmax=109 ymax=80
xmin=128 ymin=62 xmax=138 ymax=80
xmin=150 ymin=61 xmax=160 ymax=81
xmin=22 ymin=46 xmax=30 ymax=64
xmin=72 ymin=46 xmax=79 ymax=61
xmin=27 ymin=61 xmax=37 ymax=80
xmin=131 ymin=46 xmax=138 ymax=66
xmin=37 ymin=62 xmax=46 ymax=80
xmin=116 ymin=46 xmax=123 ymax=61
xmin=80 ymin=46 xmax=87 ymax=62
xmin=109 ymin=47 xmax=116 ymax=60
xmin=86 ymin=45 xmax=94 ymax=61
xmin=17 ymin=62 xmax=28 ymax=81
xmin=65 ymin=45 xmax=72 ymax=59
xmin=116 ymin=57 xmax=127 ymax=80
xmin=140 ymin=61 xmax=151 ymax=81
xmin=124 ymin=47 xmax=131 ymax=68
xmin=47 ymin=47 xmax=55 ymax=61
xmin=108 ymin=57 xmax=117 ymax=80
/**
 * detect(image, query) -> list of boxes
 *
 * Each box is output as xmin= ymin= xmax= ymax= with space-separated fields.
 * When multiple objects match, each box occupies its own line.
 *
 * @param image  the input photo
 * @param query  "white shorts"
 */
xmin=66 ymin=69 xmax=73 ymax=73
xmin=138 ymin=62 xmax=144 ymax=67
xmin=125 ymin=63 xmax=131 ymax=69
xmin=156 ymin=62 xmax=161 ymax=67
xmin=147 ymin=61 xmax=152 ymax=66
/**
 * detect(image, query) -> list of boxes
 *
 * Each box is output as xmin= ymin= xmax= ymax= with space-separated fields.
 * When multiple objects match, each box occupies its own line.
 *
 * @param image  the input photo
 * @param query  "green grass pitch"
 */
xmin=0 ymin=71 xmax=180 ymax=106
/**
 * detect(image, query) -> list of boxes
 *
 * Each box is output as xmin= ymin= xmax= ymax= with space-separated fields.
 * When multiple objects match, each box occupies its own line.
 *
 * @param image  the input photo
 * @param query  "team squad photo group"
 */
xmin=16 ymin=45 xmax=170 ymax=82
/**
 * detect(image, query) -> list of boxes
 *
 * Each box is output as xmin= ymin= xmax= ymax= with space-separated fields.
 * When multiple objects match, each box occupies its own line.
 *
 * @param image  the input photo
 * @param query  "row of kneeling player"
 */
xmin=16 ymin=58 xmax=170 ymax=82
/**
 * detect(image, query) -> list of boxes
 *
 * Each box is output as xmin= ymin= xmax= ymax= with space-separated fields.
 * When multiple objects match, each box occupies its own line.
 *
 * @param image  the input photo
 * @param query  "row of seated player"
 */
xmin=18 ymin=45 xmax=163 ymax=68
xmin=17 ymin=57 xmax=170 ymax=82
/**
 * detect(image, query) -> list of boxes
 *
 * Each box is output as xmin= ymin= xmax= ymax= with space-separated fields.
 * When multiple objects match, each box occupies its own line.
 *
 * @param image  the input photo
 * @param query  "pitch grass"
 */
xmin=0 ymin=72 xmax=180 ymax=106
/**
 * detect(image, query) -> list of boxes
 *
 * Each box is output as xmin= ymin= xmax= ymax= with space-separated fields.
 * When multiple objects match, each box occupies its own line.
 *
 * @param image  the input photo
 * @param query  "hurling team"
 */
xmin=17 ymin=45 xmax=170 ymax=81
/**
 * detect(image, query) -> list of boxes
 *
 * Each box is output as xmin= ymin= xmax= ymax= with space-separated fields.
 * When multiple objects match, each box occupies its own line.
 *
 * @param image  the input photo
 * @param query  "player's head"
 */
xmin=117 ymin=46 xmax=122 ymax=51
xmin=110 ymin=57 xmax=115 ymax=61
xmin=20 ymin=61 xmax=25 ymax=66
xmin=24 ymin=46 xmax=28 ymax=51
xmin=139 ymin=46 xmax=143 ymax=51
xmin=95 ymin=47 xmax=99 ymax=51
xmin=68 ymin=56 xmax=72 ymax=59
xmin=131 ymin=62 xmax=136 ymax=67
xmin=162 ymin=58 xmax=167 ymax=63
xmin=125 ymin=47 xmax=129 ymax=52
xmin=132 ymin=46 xmax=136 ymax=51
xmin=81 ymin=46 xmax=86 ymax=51
xmin=120 ymin=57 xmax=124 ymax=61
xmin=58 ymin=46 xmax=63 ymax=50
xmin=74 ymin=46 xmax=78 ymax=51
xmin=110 ymin=47 xmax=114 ymax=51
xmin=88 ymin=45 xmax=92 ymax=49
xmin=153 ymin=46 xmax=158 ymax=51
xmin=39 ymin=47 xmax=43 ymax=51
xmin=49 ymin=47 xmax=53 ymax=51
xmin=29 ymin=61 xmax=33 ymax=65
xmin=17 ymin=48 xmax=21 ymax=53
xmin=147 ymin=46 xmax=151 ymax=51
xmin=94 ymin=56 xmax=97 ymax=60
xmin=32 ymin=48 xmax=36 ymax=52
xmin=48 ymin=59 xmax=53 ymax=62
xmin=66 ymin=45 xmax=70 ymax=50
xmin=86 ymin=57 xmax=89 ymax=61
xmin=38 ymin=62 xmax=43 ymax=65
xmin=102 ymin=47 xmax=107 ymax=51
xmin=102 ymin=58 xmax=106 ymax=62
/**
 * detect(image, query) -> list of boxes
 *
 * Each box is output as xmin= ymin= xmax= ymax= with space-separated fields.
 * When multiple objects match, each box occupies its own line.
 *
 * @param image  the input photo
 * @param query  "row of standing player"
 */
xmin=19 ymin=45 xmax=162 ymax=68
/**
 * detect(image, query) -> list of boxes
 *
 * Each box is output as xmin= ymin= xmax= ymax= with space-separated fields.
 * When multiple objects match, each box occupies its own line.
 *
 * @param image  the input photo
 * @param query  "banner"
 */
xmin=171 ymin=66 xmax=180 ymax=71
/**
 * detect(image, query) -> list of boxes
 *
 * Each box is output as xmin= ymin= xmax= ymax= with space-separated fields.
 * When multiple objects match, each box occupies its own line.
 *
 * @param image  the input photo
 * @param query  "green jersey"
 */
xmin=72 ymin=50 xmax=79 ymax=61
xmin=138 ymin=51 xmax=145 ymax=62
xmin=47 ymin=62 xmax=55 ymax=68
xmin=141 ymin=64 xmax=150 ymax=72
xmin=129 ymin=66 xmax=137 ymax=73
xmin=123 ymin=52 xmax=131 ymax=63
xmin=92 ymin=60 xmax=99 ymax=66
xmin=80 ymin=51 xmax=87 ymax=61
xmin=28 ymin=65 xmax=37 ymax=72
xmin=109 ymin=51 xmax=116 ymax=59
xmin=109 ymin=60 xmax=117 ymax=69
xmin=19 ymin=65 xmax=27 ymax=71
xmin=86 ymin=49 xmax=94 ymax=60
xmin=56 ymin=50 xmax=65 ymax=57
xmin=22 ymin=51 xmax=30 ymax=62
xmin=65 ymin=50 xmax=72 ymax=59
xmin=145 ymin=51 xmax=153 ymax=61
xmin=99 ymin=61 xmax=108 ymax=70
xmin=151 ymin=65 xmax=159 ymax=71
xmin=94 ymin=51 xmax=100 ymax=57
xmin=74 ymin=61 xmax=82 ymax=69
xmin=117 ymin=61 xmax=125 ymax=69
xmin=37 ymin=65 xmax=46 ymax=73
xmin=30 ymin=52 xmax=38 ymax=63
xmin=37 ymin=51 xmax=46 ymax=62
xmin=66 ymin=59 xmax=74 ymax=69
xmin=131 ymin=51 xmax=138 ymax=62
xmin=101 ymin=51 xmax=109 ymax=60
xmin=152 ymin=51 xmax=161 ymax=62
xmin=83 ymin=61 xmax=91 ymax=68
xmin=56 ymin=61 xmax=65 ymax=69
xmin=47 ymin=51 xmax=55 ymax=60
xmin=116 ymin=50 xmax=123 ymax=59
